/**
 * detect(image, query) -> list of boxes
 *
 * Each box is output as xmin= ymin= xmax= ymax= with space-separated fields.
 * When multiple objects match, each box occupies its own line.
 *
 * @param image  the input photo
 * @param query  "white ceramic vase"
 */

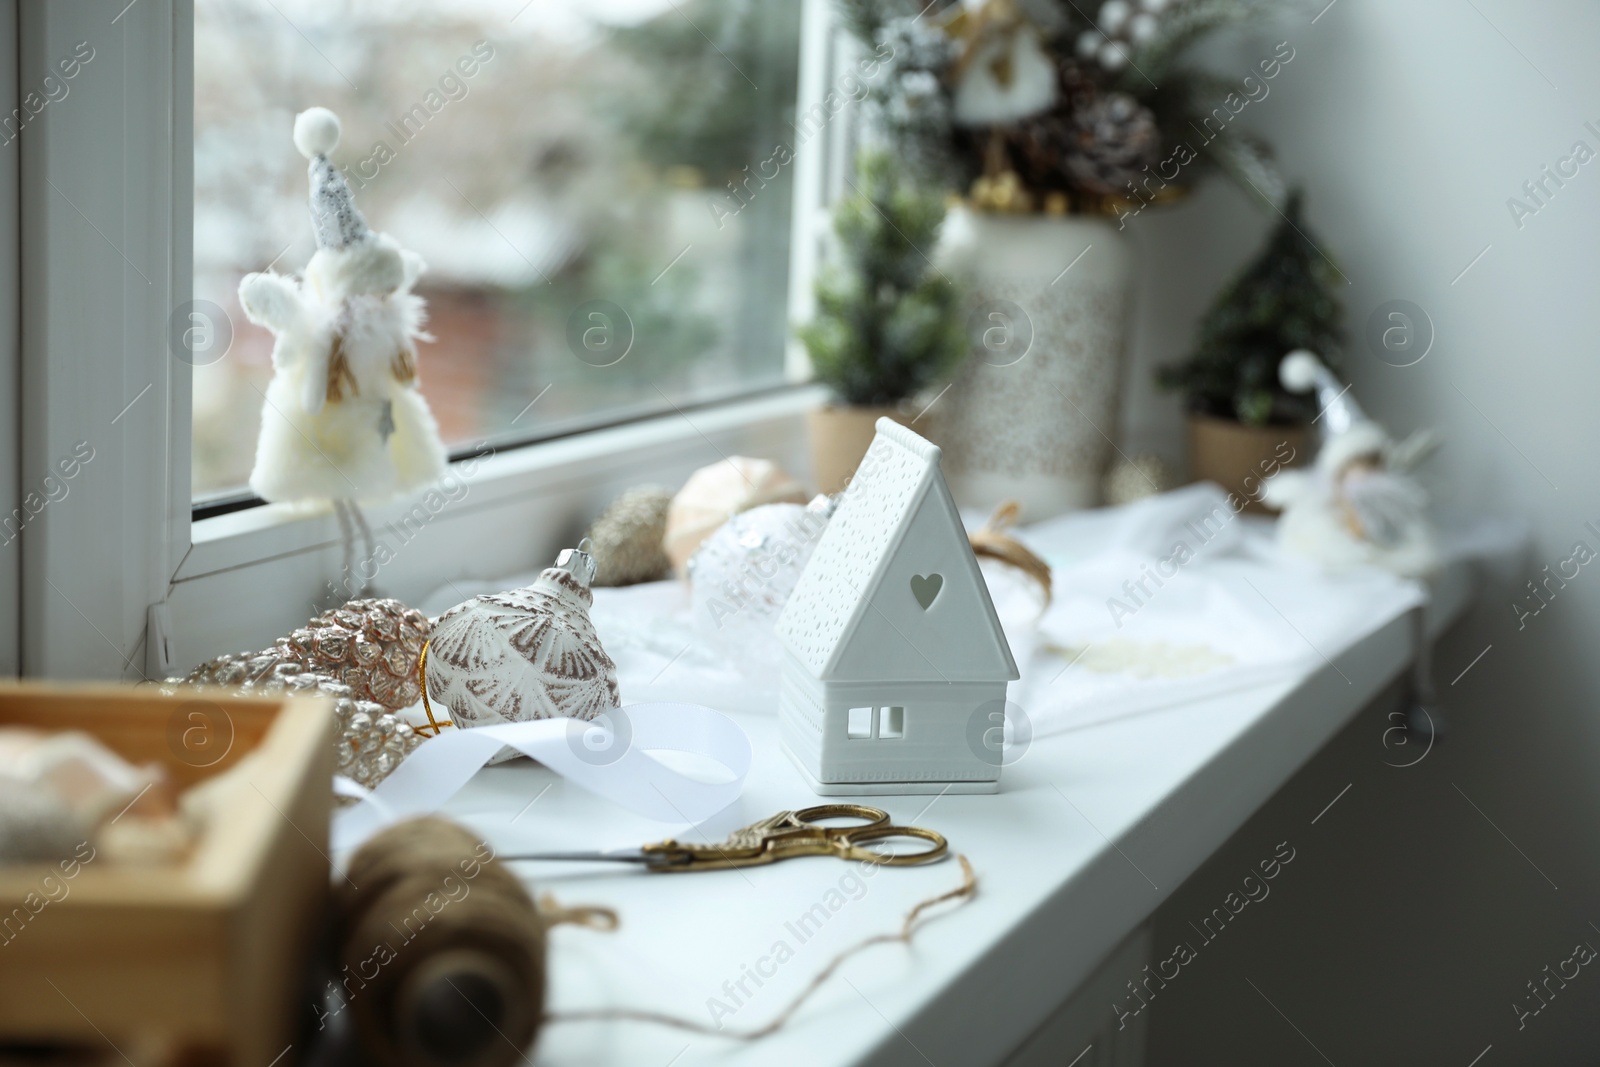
xmin=935 ymin=207 xmax=1136 ymax=520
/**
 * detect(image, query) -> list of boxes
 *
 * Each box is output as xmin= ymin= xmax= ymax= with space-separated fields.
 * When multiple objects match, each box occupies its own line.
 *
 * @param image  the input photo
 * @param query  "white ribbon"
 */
xmin=331 ymin=703 xmax=752 ymax=853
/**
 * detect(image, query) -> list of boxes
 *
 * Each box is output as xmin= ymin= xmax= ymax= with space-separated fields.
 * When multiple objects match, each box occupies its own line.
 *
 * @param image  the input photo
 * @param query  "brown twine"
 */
xmin=338 ymin=817 xmax=551 ymax=1067
xmin=544 ymin=853 xmax=978 ymax=1040
xmin=968 ymin=501 xmax=1052 ymax=607
xmin=339 ymin=818 xmax=978 ymax=1059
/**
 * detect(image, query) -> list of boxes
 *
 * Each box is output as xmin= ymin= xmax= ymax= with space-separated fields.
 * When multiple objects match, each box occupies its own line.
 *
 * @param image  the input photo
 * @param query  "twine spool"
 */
xmin=337 ymin=818 xmax=547 ymax=1067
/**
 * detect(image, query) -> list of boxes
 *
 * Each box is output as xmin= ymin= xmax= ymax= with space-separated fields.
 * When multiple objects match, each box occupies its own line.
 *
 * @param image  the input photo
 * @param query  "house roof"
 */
xmin=776 ymin=419 xmax=1018 ymax=684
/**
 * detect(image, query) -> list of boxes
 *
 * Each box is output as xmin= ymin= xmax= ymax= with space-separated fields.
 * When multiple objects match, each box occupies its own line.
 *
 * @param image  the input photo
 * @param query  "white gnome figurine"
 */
xmin=238 ymin=107 xmax=447 ymax=511
xmin=1262 ymin=351 xmax=1441 ymax=579
xmin=949 ymin=0 xmax=1058 ymax=129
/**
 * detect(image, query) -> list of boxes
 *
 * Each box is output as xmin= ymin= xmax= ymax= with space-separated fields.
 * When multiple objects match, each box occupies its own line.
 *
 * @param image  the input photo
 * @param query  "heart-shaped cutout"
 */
xmin=910 ymin=573 xmax=943 ymax=610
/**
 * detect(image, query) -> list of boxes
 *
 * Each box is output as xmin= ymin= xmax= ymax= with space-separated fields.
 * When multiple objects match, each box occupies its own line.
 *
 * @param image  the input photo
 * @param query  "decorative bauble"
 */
xmin=1103 ymin=454 xmax=1178 ymax=506
xmin=687 ymin=498 xmax=835 ymax=675
xmin=1061 ymin=93 xmax=1162 ymax=197
xmin=664 ymin=457 xmax=808 ymax=574
xmin=586 ymin=486 xmax=672 ymax=587
xmin=277 ymin=598 xmax=431 ymax=711
xmin=424 ymin=547 xmax=619 ymax=732
xmin=172 ymin=651 xmax=422 ymax=791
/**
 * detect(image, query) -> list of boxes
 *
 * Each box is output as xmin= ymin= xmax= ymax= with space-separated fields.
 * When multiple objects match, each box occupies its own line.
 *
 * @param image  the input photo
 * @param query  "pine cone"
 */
xmin=586 ymin=486 xmax=672 ymax=587
xmin=1001 ymin=58 xmax=1103 ymax=200
xmin=172 ymin=652 xmax=423 ymax=791
xmin=1060 ymin=93 xmax=1161 ymax=198
xmin=277 ymin=598 xmax=431 ymax=711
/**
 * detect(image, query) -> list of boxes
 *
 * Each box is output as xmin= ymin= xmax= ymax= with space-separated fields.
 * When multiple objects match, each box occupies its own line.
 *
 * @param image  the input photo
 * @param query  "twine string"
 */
xmin=545 ymin=853 xmax=978 ymax=1040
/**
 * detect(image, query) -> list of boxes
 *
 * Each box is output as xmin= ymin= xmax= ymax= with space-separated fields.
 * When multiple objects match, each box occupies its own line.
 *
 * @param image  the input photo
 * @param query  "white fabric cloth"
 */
xmin=419 ymin=487 xmax=1519 ymax=740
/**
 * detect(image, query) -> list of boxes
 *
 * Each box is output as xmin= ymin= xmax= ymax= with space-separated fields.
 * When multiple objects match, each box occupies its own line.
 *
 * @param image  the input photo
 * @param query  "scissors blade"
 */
xmin=501 ymin=848 xmax=655 ymax=864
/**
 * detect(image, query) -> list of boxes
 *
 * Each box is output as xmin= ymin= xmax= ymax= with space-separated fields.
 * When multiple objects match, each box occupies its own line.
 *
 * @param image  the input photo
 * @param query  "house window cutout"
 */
xmin=847 ymin=707 xmax=873 ymax=739
xmin=878 ymin=706 xmax=905 ymax=738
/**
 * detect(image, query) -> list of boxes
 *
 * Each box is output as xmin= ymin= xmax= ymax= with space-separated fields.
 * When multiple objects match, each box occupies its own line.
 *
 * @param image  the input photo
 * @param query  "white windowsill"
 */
xmin=163 ymin=384 xmax=826 ymax=674
xmin=179 ymin=384 xmax=828 ymax=583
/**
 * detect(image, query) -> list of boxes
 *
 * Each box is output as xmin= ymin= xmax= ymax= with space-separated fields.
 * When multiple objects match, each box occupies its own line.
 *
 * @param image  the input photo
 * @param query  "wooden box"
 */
xmin=0 ymin=683 xmax=334 ymax=1065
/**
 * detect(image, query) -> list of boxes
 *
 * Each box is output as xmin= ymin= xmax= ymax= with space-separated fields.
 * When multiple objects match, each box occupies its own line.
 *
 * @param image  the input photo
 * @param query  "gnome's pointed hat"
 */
xmin=1280 ymin=350 xmax=1388 ymax=471
xmin=293 ymin=107 xmax=371 ymax=250
xmin=1280 ymin=350 xmax=1367 ymax=438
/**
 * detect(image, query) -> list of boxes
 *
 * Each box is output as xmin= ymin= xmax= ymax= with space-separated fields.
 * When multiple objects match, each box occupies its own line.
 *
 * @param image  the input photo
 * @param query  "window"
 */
xmin=879 ymin=705 xmax=904 ymax=739
xmin=191 ymin=0 xmax=803 ymax=503
xmin=20 ymin=0 xmax=842 ymax=679
xmin=846 ymin=706 xmax=905 ymax=740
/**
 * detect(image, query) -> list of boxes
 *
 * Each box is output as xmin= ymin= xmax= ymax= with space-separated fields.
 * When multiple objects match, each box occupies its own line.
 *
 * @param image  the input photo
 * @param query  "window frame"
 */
xmin=20 ymin=0 xmax=855 ymax=679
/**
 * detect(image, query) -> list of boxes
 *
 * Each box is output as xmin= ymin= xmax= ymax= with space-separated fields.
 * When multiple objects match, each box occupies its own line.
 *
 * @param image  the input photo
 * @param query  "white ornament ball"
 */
xmin=293 ymin=107 xmax=341 ymax=159
xmin=688 ymin=502 xmax=831 ymax=676
xmin=1076 ymin=29 xmax=1103 ymax=59
xmin=1098 ymin=40 xmax=1131 ymax=70
xmin=1097 ymin=0 xmax=1133 ymax=34
xmin=1129 ymin=12 xmax=1159 ymax=44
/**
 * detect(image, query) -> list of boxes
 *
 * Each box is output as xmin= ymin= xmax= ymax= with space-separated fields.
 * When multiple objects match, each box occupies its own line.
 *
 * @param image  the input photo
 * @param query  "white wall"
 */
xmin=1117 ymin=1 xmax=1600 ymax=1059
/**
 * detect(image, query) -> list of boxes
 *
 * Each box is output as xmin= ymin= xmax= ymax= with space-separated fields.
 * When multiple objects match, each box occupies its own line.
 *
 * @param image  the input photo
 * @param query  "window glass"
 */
xmin=192 ymin=0 xmax=801 ymax=501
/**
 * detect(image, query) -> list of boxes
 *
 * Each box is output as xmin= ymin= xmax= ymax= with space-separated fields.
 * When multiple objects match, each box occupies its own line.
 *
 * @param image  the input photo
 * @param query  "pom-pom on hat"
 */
xmin=1279 ymin=349 xmax=1367 ymax=439
xmin=295 ymin=106 xmax=371 ymax=251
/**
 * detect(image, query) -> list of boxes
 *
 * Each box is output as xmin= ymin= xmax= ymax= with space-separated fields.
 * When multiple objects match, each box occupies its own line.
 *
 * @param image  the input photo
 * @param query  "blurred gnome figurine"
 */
xmin=1263 ymin=351 xmax=1441 ymax=578
xmin=238 ymin=107 xmax=447 ymax=530
xmin=946 ymin=0 xmax=1058 ymax=205
xmin=948 ymin=0 xmax=1057 ymax=129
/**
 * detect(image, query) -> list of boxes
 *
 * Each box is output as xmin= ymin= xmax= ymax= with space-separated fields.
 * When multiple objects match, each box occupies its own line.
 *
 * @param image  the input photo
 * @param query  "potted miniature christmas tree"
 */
xmin=797 ymin=150 xmax=967 ymax=492
xmin=1158 ymin=190 xmax=1344 ymax=507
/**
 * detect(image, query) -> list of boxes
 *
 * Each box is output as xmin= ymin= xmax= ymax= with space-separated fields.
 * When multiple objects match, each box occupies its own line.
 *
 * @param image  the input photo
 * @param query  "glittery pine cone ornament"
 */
xmin=586 ymin=486 xmax=672 ymax=587
xmin=170 ymin=651 xmax=421 ymax=791
xmin=1060 ymin=92 xmax=1162 ymax=198
xmin=277 ymin=598 xmax=431 ymax=711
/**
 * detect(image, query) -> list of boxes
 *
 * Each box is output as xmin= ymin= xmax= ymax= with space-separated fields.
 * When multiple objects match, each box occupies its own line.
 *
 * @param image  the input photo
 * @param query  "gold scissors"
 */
xmin=504 ymin=804 xmax=948 ymax=873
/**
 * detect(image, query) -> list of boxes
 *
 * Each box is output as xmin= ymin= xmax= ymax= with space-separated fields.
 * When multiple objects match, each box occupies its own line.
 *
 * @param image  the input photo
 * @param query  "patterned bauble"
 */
xmin=170 ymin=653 xmax=421 ymax=792
xmin=687 ymin=497 xmax=834 ymax=675
xmin=1061 ymin=93 xmax=1162 ymax=198
xmin=664 ymin=457 xmax=808 ymax=574
xmin=586 ymin=486 xmax=672 ymax=587
xmin=277 ymin=598 xmax=430 ymax=711
xmin=424 ymin=547 xmax=619 ymax=733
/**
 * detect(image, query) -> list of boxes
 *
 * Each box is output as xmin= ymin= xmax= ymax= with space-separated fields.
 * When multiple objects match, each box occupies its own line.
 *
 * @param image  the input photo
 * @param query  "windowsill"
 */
xmin=453 ymin=555 xmax=1483 ymax=1066
xmin=179 ymin=383 xmax=828 ymax=584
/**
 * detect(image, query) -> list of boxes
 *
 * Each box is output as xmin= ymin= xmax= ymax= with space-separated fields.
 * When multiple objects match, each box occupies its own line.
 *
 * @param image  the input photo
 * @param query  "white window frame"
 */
xmin=18 ymin=0 xmax=859 ymax=680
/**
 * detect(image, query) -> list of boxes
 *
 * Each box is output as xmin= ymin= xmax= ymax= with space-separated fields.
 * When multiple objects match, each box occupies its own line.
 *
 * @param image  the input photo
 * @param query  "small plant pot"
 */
xmin=808 ymin=405 xmax=910 ymax=494
xmin=1186 ymin=414 xmax=1307 ymax=514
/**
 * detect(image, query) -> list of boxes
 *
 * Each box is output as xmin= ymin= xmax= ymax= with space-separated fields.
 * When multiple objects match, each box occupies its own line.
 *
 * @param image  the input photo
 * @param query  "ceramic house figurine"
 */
xmin=775 ymin=419 xmax=1019 ymax=794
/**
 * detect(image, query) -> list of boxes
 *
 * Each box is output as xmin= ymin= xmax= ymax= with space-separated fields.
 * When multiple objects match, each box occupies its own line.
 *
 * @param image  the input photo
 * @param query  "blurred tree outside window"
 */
xmin=193 ymin=0 xmax=801 ymax=502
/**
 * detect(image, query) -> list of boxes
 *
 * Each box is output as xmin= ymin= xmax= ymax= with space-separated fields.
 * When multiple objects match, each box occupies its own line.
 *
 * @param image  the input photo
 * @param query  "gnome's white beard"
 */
xmin=241 ymin=242 xmax=447 ymax=505
xmin=1262 ymin=443 xmax=1440 ymax=579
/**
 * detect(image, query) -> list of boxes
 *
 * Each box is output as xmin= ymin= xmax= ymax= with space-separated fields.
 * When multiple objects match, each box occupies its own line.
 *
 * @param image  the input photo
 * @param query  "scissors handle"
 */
xmin=640 ymin=805 xmax=946 ymax=872
xmin=832 ymin=823 xmax=948 ymax=866
xmin=792 ymin=803 xmax=892 ymax=828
